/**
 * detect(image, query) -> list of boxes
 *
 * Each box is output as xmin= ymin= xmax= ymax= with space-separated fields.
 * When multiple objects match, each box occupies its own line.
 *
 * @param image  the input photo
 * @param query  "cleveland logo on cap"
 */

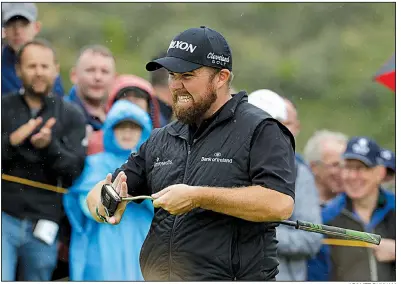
xmin=168 ymin=40 xmax=197 ymax=53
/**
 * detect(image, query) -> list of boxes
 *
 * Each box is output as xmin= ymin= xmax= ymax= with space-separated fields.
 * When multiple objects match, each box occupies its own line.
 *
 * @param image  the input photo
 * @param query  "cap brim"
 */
xmin=146 ymin=56 xmax=202 ymax=73
xmin=343 ymin=153 xmax=374 ymax=167
xmin=3 ymin=10 xmax=35 ymax=24
xmin=382 ymin=162 xmax=396 ymax=171
xmin=114 ymin=118 xmax=140 ymax=127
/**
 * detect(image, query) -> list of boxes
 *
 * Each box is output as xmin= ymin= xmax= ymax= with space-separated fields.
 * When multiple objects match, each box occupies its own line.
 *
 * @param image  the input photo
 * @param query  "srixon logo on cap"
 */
xmin=168 ymin=41 xmax=197 ymax=53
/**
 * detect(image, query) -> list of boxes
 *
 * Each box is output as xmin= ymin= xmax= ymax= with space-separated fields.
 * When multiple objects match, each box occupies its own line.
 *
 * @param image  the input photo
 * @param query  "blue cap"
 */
xmin=380 ymin=148 xmax=395 ymax=172
xmin=343 ymin=136 xmax=383 ymax=167
xmin=146 ymin=26 xmax=232 ymax=73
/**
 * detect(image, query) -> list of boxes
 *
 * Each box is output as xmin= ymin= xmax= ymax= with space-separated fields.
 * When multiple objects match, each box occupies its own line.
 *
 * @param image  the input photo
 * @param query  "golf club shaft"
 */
xmin=280 ymin=220 xmax=381 ymax=245
xmin=121 ymin=195 xmax=154 ymax=201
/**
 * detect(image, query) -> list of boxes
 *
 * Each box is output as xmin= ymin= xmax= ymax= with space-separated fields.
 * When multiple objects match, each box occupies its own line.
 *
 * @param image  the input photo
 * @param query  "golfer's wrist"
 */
xmin=191 ymin=186 xmax=207 ymax=208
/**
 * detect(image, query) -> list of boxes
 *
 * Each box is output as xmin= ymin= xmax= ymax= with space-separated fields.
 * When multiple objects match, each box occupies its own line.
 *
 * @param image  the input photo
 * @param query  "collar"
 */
xmin=68 ymin=86 xmax=104 ymax=130
xmin=345 ymin=188 xmax=394 ymax=232
xmin=2 ymin=45 xmax=17 ymax=64
xmin=18 ymin=88 xmax=57 ymax=113
xmin=344 ymin=188 xmax=387 ymax=213
xmin=167 ymin=91 xmax=248 ymax=138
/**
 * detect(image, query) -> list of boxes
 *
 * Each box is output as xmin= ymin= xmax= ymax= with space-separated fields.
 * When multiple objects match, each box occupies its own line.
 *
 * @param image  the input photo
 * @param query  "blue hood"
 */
xmin=63 ymin=100 xmax=154 ymax=280
xmin=103 ymin=100 xmax=152 ymax=157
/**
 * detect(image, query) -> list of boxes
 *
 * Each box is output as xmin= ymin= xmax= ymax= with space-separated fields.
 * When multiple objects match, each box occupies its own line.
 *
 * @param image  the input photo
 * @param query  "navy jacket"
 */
xmin=65 ymin=86 xmax=103 ymax=131
xmin=2 ymin=45 xmax=65 ymax=97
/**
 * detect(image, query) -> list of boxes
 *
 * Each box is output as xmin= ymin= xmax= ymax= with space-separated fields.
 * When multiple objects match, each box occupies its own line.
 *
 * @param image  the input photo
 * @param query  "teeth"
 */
xmin=178 ymin=96 xmax=191 ymax=102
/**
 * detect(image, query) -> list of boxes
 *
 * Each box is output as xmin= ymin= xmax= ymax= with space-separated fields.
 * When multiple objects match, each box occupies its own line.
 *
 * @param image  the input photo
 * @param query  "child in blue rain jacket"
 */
xmin=63 ymin=100 xmax=153 ymax=281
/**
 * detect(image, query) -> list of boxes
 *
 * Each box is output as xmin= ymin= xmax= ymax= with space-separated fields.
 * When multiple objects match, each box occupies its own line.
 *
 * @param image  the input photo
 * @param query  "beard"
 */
xmin=22 ymin=78 xmax=53 ymax=98
xmin=172 ymin=84 xmax=217 ymax=125
xmin=21 ymin=74 xmax=55 ymax=98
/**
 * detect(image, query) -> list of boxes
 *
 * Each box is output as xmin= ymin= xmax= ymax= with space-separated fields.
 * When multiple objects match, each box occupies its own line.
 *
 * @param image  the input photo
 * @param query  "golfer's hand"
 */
xmin=373 ymin=238 xmax=395 ymax=262
xmin=98 ymin=172 xmax=129 ymax=225
xmin=152 ymin=184 xmax=200 ymax=215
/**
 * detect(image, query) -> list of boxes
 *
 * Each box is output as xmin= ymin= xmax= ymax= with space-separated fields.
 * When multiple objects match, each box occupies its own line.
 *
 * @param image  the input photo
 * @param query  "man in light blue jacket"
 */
xmin=249 ymin=90 xmax=322 ymax=281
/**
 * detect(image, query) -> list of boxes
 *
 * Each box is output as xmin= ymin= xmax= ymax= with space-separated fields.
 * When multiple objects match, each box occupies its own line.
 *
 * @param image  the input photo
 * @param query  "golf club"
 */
xmin=280 ymin=220 xmax=381 ymax=245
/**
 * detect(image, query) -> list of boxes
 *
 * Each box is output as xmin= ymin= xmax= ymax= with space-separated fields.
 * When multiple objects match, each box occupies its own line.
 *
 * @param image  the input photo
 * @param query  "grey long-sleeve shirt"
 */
xmin=276 ymin=162 xmax=323 ymax=281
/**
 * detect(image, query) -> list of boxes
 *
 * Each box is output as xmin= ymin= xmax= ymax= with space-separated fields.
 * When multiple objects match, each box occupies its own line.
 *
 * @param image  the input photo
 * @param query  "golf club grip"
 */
xmin=296 ymin=221 xmax=381 ymax=245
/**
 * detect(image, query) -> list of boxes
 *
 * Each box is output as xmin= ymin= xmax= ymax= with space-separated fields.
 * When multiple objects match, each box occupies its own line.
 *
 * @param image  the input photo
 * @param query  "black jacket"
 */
xmin=113 ymin=92 xmax=296 ymax=280
xmin=1 ymin=91 xmax=86 ymax=223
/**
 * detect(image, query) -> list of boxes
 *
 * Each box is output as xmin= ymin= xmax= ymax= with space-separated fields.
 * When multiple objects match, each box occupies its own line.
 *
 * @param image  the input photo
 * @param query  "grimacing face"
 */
xmin=168 ymin=67 xmax=219 ymax=125
xmin=17 ymin=44 xmax=59 ymax=98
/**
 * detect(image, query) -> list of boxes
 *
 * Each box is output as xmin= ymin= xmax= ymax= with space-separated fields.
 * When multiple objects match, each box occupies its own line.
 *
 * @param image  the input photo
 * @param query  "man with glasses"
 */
xmin=308 ymin=136 xmax=395 ymax=281
xmin=304 ymin=130 xmax=348 ymax=205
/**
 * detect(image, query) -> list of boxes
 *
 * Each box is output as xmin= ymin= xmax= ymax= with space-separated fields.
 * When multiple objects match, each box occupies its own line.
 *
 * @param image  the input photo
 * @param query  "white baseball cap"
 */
xmin=248 ymin=89 xmax=287 ymax=121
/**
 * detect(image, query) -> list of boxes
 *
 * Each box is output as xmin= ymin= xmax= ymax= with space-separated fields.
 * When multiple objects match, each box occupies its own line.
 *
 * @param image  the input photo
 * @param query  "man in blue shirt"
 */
xmin=379 ymin=148 xmax=395 ymax=192
xmin=307 ymin=137 xmax=395 ymax=281
xmin=2 ymin=3 xmax=64 ymax=96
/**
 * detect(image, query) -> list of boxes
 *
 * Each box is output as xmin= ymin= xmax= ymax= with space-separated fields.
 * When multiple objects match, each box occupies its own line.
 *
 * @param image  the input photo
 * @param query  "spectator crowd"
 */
xmin=1 ymin=3 xmax=395 ymax=282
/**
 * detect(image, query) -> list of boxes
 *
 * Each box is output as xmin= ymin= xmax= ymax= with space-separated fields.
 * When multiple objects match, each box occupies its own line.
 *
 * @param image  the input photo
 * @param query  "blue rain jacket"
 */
xmin=63 ymin=100 xmax=153 ymax=280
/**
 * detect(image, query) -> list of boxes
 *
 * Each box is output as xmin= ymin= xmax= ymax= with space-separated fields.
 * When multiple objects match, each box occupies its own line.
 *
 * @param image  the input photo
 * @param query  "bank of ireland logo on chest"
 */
xmin=201 ymin=152 xmax=232 ymax=164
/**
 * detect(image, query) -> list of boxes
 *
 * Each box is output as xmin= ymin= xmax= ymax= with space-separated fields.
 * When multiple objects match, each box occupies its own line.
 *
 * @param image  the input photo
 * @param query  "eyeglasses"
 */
xmin=342 ymin=165 xmax=372 ymax=174
xmin=315 ymin=161 xmax=344 ymax=170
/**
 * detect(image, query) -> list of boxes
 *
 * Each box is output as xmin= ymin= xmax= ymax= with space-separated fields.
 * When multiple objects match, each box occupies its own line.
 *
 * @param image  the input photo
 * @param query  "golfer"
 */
xmin=86 ymin=26 xmax=296 ymax=281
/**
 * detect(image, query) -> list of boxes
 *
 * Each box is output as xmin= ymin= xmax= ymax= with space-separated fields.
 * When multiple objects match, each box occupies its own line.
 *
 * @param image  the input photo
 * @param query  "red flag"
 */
xmin=374 ymin=54 xmax=395 ymax=92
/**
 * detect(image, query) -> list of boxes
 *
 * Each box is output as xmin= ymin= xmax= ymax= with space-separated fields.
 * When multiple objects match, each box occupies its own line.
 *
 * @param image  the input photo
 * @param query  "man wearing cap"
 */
xmin=2 ymin=3 xmax=64 ymax=97
xmin=86 ymin=26 xmax=296 ymax=280
xmin=380 ymin=148 xmax=395 ymax=192
xmin=307 ymin=137 xmax=395 ymax=281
